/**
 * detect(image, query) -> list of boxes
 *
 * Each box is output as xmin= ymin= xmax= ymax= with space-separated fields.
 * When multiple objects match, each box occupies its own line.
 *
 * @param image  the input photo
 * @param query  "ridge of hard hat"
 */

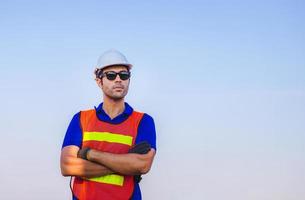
xmin=96 ymin=49 xmax=133 ymax=69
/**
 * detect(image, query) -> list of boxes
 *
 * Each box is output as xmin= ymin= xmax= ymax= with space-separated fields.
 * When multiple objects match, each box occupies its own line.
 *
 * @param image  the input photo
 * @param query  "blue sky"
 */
xmin=1 ymin=0 xmax=305 ymax=199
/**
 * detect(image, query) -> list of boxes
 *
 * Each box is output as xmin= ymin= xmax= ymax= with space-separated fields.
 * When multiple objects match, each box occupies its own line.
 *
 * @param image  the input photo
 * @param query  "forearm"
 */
xmin=61 ymin=155 xmax=113 ymax=178
xmin=87 ymin=149 xmax=155 ymax=175
xmin=60 ymin=146 xmax=113 ymax=178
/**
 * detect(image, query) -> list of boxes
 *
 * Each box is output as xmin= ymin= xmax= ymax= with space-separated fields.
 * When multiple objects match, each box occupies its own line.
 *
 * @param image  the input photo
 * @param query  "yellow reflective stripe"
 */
xmin=83 ymin=132 xmax=133 ymax=146
xmin=87 ymin=174 xmax=124 ymax=186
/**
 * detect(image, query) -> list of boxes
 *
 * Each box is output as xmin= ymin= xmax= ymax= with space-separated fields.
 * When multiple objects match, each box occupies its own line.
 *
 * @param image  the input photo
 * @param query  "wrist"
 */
xmin=84 ymin=148 xmax=91 ymax=160
xmin=87 ymin=148 xmax=95 ymax=161
xmin=77 ymin=147 xmax=92 ymax=160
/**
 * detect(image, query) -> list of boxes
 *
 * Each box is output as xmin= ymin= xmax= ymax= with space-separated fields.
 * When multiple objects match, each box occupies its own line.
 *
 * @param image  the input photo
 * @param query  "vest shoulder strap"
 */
xmin=131 ymin=110 xmax=145 ymax=129
xmin=80 ymin=109 xmax=96 ymax=131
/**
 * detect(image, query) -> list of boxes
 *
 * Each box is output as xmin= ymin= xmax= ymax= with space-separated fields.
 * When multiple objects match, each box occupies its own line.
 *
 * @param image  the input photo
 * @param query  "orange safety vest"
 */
xmin=73 ymin=109 xmax=144 ymax=200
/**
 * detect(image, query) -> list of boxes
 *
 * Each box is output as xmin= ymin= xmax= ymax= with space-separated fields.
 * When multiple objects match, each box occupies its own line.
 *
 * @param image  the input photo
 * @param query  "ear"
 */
xmin=95 ymin=78 xmax=103 ymax=88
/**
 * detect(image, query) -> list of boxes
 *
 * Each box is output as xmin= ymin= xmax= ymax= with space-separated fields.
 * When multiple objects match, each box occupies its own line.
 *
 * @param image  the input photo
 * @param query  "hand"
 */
xmin=77 ymin=147 xmax=91 ymax=160
xmin=128 ymin=141 xmax=151 ymax=154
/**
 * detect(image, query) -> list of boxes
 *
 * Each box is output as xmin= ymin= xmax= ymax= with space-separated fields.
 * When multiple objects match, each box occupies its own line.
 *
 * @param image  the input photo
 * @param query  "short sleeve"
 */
xmin=135 ymin=113 xmax=157 ymax=151
xmin=62 ymin=112 xmax=82 ymax=149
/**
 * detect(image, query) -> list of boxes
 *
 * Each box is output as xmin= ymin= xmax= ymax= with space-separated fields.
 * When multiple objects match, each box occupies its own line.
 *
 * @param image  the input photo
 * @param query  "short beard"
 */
xmin=104 ymin=89 xmax=128 ymax=101
xmin=106 ymin=94 xmax=125 ymax=101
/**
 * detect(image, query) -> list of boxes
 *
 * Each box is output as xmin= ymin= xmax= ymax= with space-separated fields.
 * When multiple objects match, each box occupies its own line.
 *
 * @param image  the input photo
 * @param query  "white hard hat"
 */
xmin=96 ymin=49 xmax=132 ymax=70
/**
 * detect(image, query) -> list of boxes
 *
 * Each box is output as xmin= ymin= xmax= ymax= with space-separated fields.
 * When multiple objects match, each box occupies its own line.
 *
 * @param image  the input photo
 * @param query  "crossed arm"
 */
xmin=60 ymin=145 xmax=155 ymax=178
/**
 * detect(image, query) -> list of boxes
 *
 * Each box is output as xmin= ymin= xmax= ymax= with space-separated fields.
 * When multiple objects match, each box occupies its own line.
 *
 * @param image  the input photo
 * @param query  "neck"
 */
xmin=102 ymin=96 xmax=125 ymax=120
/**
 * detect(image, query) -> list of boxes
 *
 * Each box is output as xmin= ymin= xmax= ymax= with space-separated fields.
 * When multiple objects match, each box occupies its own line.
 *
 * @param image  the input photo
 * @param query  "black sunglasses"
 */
xmin=102 ymin=71 xmax=131 ymax=81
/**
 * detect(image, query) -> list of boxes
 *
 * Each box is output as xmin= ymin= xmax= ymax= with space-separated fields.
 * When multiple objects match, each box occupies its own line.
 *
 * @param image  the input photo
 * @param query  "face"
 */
xmin=96 ymin=65 xmax=130 ymax=100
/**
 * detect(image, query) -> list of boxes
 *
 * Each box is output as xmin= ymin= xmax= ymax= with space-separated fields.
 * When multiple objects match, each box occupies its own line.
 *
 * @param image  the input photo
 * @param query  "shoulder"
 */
xmin=80 ymin=109 xmax=95 ymax=114
xmin=133 ymin=110 xmax=155 ymax=123
xmin=62 ymin=111 xmax=83 ymax=149
xmin=79 ymin=109 xmax=96 ymax=126
xmin=134 ymin=111 xmax=155 ymax=128
xmin=69 ymin=109 xmax=94 ymax=122
xmin=70 ymin=111 xmax=81 ymax=123
xmin=141 ymin=112 xmax=155 ymax=123
xmin=135 ymin=112 xmax=157 ymax=149
xmin=142 ymin=113 xmax=154 ymax=120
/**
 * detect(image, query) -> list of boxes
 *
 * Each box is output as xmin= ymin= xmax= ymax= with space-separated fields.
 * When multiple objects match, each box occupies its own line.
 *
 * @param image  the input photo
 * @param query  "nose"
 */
xmin=114 ymin=74 xmax=122 ymax=82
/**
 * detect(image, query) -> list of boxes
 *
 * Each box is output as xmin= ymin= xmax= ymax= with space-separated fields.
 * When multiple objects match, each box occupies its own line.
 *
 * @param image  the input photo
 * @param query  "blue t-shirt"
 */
xmin=62 ymin=102 xmax=156 ymax=200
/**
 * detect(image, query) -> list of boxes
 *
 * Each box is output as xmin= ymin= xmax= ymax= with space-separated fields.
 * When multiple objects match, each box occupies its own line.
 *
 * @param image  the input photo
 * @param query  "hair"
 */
xmin=94 ymin=68 xmax=103 ymax=79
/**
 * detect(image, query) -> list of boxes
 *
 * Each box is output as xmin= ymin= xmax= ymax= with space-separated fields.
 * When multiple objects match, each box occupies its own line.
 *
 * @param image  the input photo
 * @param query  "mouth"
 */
xmin=113 ymin=86 xmax=124 ymax=90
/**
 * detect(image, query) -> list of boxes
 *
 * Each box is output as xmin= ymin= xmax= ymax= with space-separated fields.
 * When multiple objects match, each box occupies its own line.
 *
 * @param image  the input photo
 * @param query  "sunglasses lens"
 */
xmin=119 ymin=72 xmax=130 ymax=80
xmin=105 ymin=72 xmax=117 ymax=80
xmin=104 ymin=71 xmax=130 ymax=80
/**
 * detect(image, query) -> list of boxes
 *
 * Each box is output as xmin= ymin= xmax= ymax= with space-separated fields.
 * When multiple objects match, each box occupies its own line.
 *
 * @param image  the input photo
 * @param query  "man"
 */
xmin=60 ymin=49 xmax=156 ymax=200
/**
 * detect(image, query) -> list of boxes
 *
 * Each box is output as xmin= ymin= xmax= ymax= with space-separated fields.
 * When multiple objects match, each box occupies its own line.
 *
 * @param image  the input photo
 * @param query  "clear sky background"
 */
xmin=1 ymin=0 xmax=305 ymax=199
